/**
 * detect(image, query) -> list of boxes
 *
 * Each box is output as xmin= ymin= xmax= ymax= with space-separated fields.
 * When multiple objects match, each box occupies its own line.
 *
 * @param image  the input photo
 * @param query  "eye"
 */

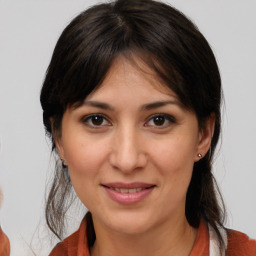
xmin=82 ymin=114 xmax=111 ymax=128
xmin=145 ymin=114 xmax=175 ymax=128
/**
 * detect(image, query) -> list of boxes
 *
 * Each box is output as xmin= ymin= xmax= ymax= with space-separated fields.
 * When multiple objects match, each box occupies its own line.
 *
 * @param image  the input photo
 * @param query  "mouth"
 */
xmin=103 ymin=186 xmax=155 ymax=193
xmin=102 ymin=182 xmax=156 ymax=192
xmin=107 ymin=187 xmax=146 ymax=193
xmin=101 ymin=182 xmax=156 ymax=204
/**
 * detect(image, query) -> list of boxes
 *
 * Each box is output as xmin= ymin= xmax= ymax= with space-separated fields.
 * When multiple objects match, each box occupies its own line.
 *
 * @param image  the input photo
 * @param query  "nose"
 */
xmin=109 ymin=126 xmax=147 ymax=173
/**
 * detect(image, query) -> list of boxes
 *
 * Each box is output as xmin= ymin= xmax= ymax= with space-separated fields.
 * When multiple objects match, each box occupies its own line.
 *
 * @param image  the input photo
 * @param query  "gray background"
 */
xmin=0 ymin=0 xmax=255 ymax=255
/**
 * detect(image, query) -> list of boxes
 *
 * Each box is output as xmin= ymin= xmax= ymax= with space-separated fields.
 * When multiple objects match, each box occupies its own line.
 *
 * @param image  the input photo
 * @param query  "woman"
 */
xmin=40 ymin=0 xmax=256 ymax=255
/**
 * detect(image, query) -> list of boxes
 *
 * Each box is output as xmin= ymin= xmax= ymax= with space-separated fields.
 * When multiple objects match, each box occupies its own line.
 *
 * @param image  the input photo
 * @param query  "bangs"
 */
xmin=41 ymin=0 xmax=220 ymax=135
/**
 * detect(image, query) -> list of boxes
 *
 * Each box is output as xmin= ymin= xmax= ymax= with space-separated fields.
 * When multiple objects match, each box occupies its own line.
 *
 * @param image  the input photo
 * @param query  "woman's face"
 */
xmin=57 ymin=56 xmax=213 ymax=235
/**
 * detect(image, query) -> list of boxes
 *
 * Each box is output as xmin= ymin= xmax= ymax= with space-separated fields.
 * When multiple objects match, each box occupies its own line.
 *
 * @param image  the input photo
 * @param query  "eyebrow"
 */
xmin=82 ymin=101 xmax=114 ymax=110
xmin=82 ymin=100 xmax=180 ymax=111
xmin=141 ymin=100 xmax=181 ymax=110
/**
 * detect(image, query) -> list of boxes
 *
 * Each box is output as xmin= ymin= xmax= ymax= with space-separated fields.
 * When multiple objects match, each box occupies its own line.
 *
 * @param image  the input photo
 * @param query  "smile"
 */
xmin=102 ymin=183 xmax=156 ymax=204
xmin=109 ymin=187 xmax=144 ymax=193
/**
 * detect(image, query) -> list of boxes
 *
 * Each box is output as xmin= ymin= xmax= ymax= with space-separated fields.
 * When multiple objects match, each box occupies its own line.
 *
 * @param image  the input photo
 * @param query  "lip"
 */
xmin=102 ymin=182 xmax=156 ymax=205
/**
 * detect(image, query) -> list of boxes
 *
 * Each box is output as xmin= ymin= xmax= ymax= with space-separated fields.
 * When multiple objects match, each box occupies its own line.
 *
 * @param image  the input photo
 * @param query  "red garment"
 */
xmin=226 ymin=229 xmax=256 ymax=256
xmin=189 ymin=220 xmax=209 ymax=255
xmin=0 ymin=226 xmax=10 ymax=256
xmin=49 ymin=218 xmax=256 ymax=256
xmin=49 ymin=219 xmax=89 ymax=256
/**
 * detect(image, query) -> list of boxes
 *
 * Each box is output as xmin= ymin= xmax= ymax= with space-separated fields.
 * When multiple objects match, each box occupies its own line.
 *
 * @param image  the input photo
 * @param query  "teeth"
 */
xmin=110 ymin=187 xmax=144 ymax=193
xmin=120 ymin=188 xmax=129 ymax=193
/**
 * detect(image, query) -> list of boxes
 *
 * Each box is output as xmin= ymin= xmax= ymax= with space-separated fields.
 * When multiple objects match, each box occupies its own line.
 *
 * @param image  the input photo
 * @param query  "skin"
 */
xmin=56 ymin=56 xmax=215 ymax=256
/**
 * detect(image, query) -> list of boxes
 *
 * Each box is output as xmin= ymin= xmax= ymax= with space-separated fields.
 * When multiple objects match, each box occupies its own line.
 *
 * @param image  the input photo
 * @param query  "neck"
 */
xmin=90 ymin=216 xmax=197 ymax=256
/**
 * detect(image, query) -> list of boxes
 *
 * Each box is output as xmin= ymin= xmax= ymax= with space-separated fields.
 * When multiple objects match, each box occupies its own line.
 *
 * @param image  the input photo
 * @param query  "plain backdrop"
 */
xmin=0 ymin=0 xmax=255 ymax=255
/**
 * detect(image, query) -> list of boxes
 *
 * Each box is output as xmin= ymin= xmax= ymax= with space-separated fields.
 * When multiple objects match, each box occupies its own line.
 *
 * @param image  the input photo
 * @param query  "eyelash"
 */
xmin=81 ymin=113 xmax=176 ymax=129
xmin=145 ymin=114 xmax=176 ymax=129
xmin=82 ymin=114 xmax=111 ymax=128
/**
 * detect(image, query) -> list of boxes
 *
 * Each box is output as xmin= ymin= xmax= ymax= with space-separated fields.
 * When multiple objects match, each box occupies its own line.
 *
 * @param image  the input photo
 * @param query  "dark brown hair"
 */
xmin=41 ymin=0 xmax=225 ymax=249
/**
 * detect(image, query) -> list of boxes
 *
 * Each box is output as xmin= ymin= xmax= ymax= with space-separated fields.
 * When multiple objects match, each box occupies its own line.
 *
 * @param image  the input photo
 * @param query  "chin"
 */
xmin=112 ymin=221 xmax=151 ymax=235
xmin=101 ymin=210 xmax=157 ymax=235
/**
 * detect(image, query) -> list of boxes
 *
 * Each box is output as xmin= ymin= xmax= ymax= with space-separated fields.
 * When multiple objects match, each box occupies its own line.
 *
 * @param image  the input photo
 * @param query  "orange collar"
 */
xmin=189 ymin=220 xmax=209 ymax=256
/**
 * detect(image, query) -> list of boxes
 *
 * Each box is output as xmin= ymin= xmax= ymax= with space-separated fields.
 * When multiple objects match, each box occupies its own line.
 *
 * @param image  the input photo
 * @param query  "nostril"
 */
xmin=109 ymin=148 xmax=148 ymax=173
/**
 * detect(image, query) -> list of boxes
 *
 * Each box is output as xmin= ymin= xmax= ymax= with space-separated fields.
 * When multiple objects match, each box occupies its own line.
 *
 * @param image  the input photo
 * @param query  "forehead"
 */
xmin=86 ymin=55 xmax=178 ymax=102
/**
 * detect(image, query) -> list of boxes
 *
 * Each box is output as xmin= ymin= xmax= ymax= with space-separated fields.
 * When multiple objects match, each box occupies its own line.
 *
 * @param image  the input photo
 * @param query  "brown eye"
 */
xmin=145 ymin=114 xmax=176 ymax=128
xmin=152 ymin=116 xmax=165 ymax=126
xmin=91 ymin=115 xmax=104 ymax=126
xmin=82 ymin=114 xmax=111 ymax=128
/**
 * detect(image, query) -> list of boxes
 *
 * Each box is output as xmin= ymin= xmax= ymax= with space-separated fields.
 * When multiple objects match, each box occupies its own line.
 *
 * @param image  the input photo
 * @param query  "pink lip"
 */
xmin=102 ymin=182 xmax=156 ymax=205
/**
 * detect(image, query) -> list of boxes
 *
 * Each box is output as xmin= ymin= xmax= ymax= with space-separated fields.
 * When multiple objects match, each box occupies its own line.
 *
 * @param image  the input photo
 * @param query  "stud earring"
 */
xmin=197 ymin=153 xmax=202 ymax=158
xmin=61 ymin=158 xmax=68 ymax=167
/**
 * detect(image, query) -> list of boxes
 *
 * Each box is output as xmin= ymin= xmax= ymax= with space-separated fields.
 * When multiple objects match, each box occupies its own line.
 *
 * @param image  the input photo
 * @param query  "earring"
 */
xmin=61 ymin=158 xmax=67 ymax=167
xmin=197 ymin=153 xmax=202 ymax=158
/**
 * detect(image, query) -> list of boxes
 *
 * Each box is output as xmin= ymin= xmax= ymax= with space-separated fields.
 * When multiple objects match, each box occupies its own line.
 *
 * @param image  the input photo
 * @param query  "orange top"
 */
xmin=189 ymin=220 xmax=209 ymax=256
xmin=49 ymin=219 xmax=89 ymax=256
xmin=226 ymin=229 xmax=256 ymax=256
xmin=49 ymin=218 xmax=256 ymax=256
xmin=0 ymin=226 xmax=10 ymax=256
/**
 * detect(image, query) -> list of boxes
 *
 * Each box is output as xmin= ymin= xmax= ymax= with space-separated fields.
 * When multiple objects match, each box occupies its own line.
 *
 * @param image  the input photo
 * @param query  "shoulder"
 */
xmin=226 ymin=229 xmax=256 ymax=256
xmin=49 ymin=229 xmax=80 ymax=256
xmin=48 ymin=216 xmax=90 ymax=256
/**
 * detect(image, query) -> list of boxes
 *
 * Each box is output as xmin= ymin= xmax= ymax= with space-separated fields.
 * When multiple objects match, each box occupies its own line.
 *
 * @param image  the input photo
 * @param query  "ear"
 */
xmin=55 ymin=136 xmax=65 ymax=161
xmin=50 ymin=118 xmax=65 ymax=161
xmin=195 ymin=113 xmax=216 ymax=162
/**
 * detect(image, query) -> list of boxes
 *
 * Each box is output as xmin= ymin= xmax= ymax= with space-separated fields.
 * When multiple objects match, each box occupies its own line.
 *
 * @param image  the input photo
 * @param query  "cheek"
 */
xmin=149 ymin=135 xmax=197 ymax=175
xmin=65 ymin=143 xmax=101 ymax=208
xmin=149 ymin=135 xmax=197 ymax=202
xmin=63 ymin=135 xmax=108 ymax=175
xmin=62 ymin=136 xmax=110 ymax=204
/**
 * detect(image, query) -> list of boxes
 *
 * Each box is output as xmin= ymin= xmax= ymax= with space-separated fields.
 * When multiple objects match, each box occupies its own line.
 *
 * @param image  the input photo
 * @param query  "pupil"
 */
xmin=154 ymin=116 xmax=165 ymax=126
xmin=92 ymin=116 xmax=103 ymax=125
